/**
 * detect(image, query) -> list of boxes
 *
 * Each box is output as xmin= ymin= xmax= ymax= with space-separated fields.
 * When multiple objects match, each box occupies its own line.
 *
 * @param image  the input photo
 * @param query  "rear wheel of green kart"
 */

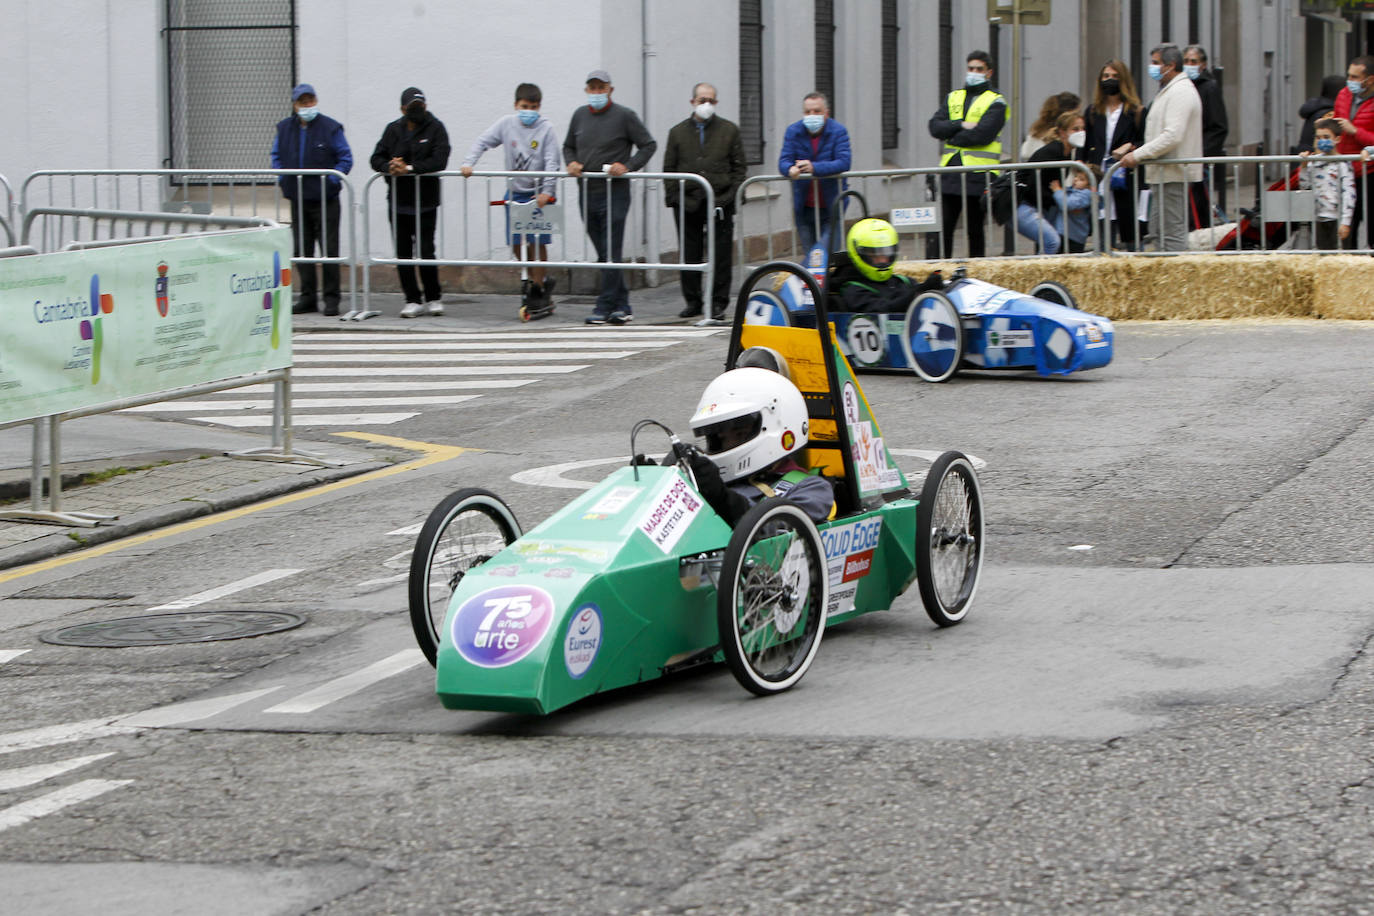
xmin=717 ymin=498 xmax=829 ymax=695
xmin=409 ymin=488 xmax=522 ymax=666
xmin=916 ymin=451 xmax=984 ymax=627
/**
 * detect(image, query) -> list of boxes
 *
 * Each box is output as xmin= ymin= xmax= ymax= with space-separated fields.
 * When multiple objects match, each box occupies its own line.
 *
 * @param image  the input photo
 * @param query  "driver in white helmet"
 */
xmin=669 ymin=362 xmax=834 ymax=525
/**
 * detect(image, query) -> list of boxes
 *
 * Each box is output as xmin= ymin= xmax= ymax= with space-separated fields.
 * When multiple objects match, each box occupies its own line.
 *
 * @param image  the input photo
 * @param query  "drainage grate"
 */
xmin=41 ymin=611 xmax=306 ymax=648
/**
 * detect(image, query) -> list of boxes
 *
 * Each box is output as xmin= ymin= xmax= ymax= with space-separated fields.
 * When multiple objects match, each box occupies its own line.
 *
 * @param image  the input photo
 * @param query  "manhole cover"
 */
xmin=41 ymin=611 xmax=306 ymax=648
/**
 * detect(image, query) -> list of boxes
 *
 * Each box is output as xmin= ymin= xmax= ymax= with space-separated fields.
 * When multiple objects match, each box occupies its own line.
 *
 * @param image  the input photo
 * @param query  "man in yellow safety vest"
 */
xmin=927 ymin=50 xmax=1007 ymax=259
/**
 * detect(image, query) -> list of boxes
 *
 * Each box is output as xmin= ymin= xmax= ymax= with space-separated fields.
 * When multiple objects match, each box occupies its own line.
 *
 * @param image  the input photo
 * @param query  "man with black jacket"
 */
xmin=271 ymin=83 xmax=352 ymax=316
xmin=370 ymin=87 xmax=451 ymax=318
xmin=927 ymin=50 xmax=1007 ymax=259
xmin=1184 ymin=45 xmax=1229 ymax=222
xmin=662 ymin=82 xmax=746 ymax=324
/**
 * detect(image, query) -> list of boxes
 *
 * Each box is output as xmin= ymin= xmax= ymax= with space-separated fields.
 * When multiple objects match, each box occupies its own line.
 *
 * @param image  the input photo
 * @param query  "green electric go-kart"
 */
xmin=407 ymin=261 xmax=985 ymax=714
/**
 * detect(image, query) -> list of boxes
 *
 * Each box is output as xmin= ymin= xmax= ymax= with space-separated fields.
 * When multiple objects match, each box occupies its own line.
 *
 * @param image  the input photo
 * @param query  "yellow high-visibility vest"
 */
xmin=940 ymin=88 xmax=1004 ymax=174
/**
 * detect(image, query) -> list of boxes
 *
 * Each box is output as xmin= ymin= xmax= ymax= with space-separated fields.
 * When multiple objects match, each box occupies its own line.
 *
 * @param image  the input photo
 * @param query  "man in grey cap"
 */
xmin=564 ymin=69 xmax=656 ymax=324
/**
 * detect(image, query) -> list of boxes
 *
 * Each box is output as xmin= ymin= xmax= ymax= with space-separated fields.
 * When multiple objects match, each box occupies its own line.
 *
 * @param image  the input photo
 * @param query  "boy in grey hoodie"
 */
xmin=461 ymin=83 xmax=563 ymax=302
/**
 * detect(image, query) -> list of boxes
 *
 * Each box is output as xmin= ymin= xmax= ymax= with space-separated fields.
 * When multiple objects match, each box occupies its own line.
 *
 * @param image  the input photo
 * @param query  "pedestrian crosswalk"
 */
xmin=123 ymin=327 xmax=722 ymax=428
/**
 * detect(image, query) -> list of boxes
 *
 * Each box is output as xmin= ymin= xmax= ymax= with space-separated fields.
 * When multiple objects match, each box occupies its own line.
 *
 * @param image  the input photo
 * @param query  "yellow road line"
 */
xmin=0 ymin=434 xmax=475 ymax=586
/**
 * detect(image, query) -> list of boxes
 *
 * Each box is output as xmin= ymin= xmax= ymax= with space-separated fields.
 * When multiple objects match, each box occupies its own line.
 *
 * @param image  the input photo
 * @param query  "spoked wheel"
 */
xmin=916 ymin=451 xmax=984 ymax=627
xmin=901 ymin=291 xmax=964 ymax=382
xmin=716 ymin=499 xmax=829 ymax=696
xmin=1028 ymin=280 xmax=1079 ymax=311
xmin=408 ymin=488 xmax=521 ymax=666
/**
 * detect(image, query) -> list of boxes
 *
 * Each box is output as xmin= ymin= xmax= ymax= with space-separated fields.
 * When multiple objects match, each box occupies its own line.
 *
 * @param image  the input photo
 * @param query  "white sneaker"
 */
xmin=400 ymin=302 xmax=424 ymax=318
xmin=426 ymin=299 xmax=444 ymax=316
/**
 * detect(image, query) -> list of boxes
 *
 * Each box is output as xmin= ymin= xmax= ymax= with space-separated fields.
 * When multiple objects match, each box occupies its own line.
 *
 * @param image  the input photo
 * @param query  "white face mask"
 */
xmin=694 ymin=101 xmax=716 ymax=120
xmin=1067 ymin=130 xmax=1086 ymax=149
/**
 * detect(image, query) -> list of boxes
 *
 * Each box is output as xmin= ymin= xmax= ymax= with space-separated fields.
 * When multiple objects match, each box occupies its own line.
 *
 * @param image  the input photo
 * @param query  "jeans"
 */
xmin=289 ymin=197 xmax=341 ymax=305
xmin=390 ymin=207 xmax=441 ymax=303
xmin=582 ymin=184 xmax=632 ymax=314
xmin=1015 ymin=202 xmax=1061 ymax=255
xmin=675 ymin=204 xmax=735 ymax=315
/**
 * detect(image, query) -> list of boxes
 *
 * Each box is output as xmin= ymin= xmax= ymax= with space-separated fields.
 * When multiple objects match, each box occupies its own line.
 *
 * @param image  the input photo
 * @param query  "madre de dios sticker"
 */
xmin=451 ymin=585 xmax=555 ymax=668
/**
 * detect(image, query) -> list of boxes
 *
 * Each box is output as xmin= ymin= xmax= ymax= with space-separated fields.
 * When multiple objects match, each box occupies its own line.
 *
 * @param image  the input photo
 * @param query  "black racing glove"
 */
xmin=678 ymin=446 xmax=750 ymax=525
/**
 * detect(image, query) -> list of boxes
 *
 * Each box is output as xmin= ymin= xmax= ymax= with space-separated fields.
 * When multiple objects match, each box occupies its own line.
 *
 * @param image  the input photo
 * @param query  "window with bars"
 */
xmin=882 ymin=0 xmax=899 ymax=149
xmin=164 ymin=0 xmax=297 ymax=170
xmin=815 ymin=0 xmax=835 ymax=120
xmin=740 ymin=0 xmax=766 ymax=165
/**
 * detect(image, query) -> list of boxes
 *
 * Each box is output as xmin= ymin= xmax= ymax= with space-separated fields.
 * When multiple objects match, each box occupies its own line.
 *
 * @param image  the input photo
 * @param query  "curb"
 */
xmin=0 ymin=460 xmax=389 ymax=572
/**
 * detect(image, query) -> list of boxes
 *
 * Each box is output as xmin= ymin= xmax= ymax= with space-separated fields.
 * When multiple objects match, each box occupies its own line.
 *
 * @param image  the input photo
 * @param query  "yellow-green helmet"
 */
xmin=846 ymin=218 xmax=900 ymax=282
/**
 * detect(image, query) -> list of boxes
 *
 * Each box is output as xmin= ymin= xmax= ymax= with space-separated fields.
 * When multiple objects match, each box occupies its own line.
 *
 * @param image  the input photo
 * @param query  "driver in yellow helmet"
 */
xmin=831 ymin=218 xmax=943 ymax=313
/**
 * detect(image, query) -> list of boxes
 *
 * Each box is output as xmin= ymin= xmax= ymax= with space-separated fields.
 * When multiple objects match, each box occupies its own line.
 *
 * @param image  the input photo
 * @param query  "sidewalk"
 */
xmin=0 ymin=282 xmax=703 ymax=571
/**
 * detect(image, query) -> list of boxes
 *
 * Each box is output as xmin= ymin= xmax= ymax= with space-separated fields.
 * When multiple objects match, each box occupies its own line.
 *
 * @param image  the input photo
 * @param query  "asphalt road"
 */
xmin=2 ymin=319 xmax=1373 ymax=914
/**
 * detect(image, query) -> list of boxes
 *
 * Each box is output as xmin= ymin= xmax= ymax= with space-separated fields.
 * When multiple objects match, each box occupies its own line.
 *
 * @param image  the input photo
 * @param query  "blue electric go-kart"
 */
xmin=744 ymin=191 xmax=1115 ymax=382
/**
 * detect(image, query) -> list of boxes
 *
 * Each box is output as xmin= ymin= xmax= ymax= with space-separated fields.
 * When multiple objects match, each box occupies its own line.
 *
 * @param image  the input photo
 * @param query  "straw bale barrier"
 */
xmin=894 ymin=254 xmax=1374 ymax=320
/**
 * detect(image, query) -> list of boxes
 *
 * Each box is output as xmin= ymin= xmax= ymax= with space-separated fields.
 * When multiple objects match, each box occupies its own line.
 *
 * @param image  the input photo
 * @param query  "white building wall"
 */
xmin=0 ymin=1 xmax=161 ymax=189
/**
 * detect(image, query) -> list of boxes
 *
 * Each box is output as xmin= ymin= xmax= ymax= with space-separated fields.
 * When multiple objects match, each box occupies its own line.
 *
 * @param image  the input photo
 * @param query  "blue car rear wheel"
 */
xmin=901 ymin=291 xmax=964 ymax=382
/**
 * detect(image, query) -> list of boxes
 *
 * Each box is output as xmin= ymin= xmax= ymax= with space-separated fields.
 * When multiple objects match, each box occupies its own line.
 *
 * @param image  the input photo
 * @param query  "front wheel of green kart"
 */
xmin=408 ymin=488 xmax=522 ymax=667
xmin=716 ymin=498 xmax=829 ymax=696
xmin=916 ymin=451 xmax=984 ymax=627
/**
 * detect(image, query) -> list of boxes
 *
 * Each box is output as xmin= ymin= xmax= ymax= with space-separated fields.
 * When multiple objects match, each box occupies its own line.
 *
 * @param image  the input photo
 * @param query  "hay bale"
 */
xmin=894 ymin=254 xmax=1374 ymax=320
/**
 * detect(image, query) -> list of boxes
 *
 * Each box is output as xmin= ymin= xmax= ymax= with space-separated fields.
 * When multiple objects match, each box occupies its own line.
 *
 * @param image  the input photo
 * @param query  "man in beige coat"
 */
xmin=1120 ymin=44 xmax=1202 ymax=251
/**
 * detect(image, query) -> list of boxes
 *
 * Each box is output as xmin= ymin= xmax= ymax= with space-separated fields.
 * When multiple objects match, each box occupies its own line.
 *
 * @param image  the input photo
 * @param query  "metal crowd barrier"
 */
xmin=359 ymin=169 xmax=714 ymax=312
xmin=735 ymin=161 xmax=1099 ymax=267
xmin=1100 ymin=154 xmax=1373 ymax=255
xmin=22 ymin=168 xmax=358 ymax=311
xmin=0 ymin=218 xmax=341 ymax=528
xmin=0 ymin=173 xmax=14 ymax=247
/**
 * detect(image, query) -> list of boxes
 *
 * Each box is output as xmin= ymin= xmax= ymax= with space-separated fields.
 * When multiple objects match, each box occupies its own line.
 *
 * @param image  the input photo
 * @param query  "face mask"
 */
xmin=803 ymin=114 xmax=825 ymax=134
xmin=1101 ymin=78 xmax=1120 ymax=96
xmin=1348 ymin=79 xmax=1367 ymax=96
xmin=516 ymin=109 xmax=539 ymax=126
xmin=694 ymin=102 xmax=716 ymax=120
xmin=1316 ymin=137 xmax=1336 ymax=153
xmin=587 ymin=93 xmax=609 ymax=111
xmin=1184 ymin=64 xmax=1201 ymax=80
xmin=405 ymin=102 xmax=426 ymax=120
xmin=1067 ymin=130 xmax=1086 ymax=149
xmin=297 ymin=107 xmax=318 ymax=122
xmin=965 ymin=71 xmax=988 ymax=88
xmin=1148 ymin=64 xmax=1163 ymax=82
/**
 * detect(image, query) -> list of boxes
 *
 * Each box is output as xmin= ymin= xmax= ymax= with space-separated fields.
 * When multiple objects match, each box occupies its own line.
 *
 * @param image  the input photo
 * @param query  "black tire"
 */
xmin=916 ymin=452 xmax=984 ymax=627
xmin=901 ymin=290 xmax=964 ymax=382
xmin=716 ymin=499 xmax=829 ymax=696
xmin=1028 ymin=280 xmax=1079 ymax=311
xmin=408 ymin=488 xmax=521 ymax=666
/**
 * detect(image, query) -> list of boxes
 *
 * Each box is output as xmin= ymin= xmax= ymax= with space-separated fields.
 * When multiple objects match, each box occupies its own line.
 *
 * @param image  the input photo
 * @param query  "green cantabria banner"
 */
xmin=0 ymin=227 xmax=294 ymax=425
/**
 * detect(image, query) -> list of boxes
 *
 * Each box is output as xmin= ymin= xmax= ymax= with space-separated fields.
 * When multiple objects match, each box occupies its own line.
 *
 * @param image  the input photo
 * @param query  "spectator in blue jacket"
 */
xmin=778 ymin=93 xmax=851 ymax=253
xmin=271 ymin=83 xmax=353 ymax=316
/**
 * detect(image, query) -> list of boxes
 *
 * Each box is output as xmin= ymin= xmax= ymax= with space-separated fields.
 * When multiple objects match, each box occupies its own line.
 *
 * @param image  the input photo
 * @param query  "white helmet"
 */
xmin=689 ymin=368 xmax=809 ymax=483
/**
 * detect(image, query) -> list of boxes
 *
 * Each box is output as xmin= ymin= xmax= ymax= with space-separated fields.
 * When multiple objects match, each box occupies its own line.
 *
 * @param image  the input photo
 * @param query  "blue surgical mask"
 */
xmin=803 ymin=114 xmax=825 ymax=134
xmin=1183 ymin=64 xmax=1201 ymax=80
xmin=1148 ymin=64 xmax=1163 ymax=82
xmin=297 ymin=106 xmax=318 ymax=122
xmin=517 ymin=109 xmax=539 ymax=126
xmin=587 ymin=93 xmax=609 ymax=111
xmin=965 ymin=71 xmax=988 ymax=88
xmin=1348 ymin=79 xmax=1366 ymax=96
xmin=1316 ymin=137 xmax=1336 ymax=154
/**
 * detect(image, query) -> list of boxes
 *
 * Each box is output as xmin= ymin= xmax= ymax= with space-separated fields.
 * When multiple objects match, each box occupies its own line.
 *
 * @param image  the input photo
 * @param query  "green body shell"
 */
xmin=434 ymin=465 xmax=920 ymax=715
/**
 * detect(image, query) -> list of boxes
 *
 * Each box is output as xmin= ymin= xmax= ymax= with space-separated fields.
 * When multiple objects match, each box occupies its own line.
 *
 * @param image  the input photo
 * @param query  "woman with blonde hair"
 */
xmin=1020 ymin=91 xmax=1081 ymax=160
xmin=1083 ymin=60 xmax=1145 ymax=249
